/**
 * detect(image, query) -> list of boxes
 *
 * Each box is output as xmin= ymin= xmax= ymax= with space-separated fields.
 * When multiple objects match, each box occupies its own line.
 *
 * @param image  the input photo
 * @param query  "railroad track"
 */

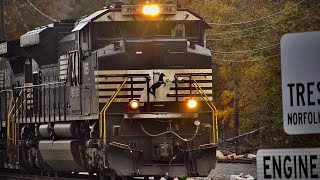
xmin=0 ymin=170 xmax=168 ymax=180
xmin=217 ymin=159 xmax=256 ymax=164
xmin=0 ymin=170 xmax=97 ymax=180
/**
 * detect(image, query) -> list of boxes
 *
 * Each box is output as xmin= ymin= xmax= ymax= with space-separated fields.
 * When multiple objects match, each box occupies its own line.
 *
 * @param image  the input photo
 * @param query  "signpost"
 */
xmin=281 ymin=31 xmax=320 ymax=135
xmin=257 ymin=31 xmax=320 ymax=179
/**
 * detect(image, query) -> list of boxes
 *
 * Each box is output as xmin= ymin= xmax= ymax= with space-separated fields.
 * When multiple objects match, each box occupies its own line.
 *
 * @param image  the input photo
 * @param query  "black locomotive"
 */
xmin=0 ymin=2 xmax=217 ymax=179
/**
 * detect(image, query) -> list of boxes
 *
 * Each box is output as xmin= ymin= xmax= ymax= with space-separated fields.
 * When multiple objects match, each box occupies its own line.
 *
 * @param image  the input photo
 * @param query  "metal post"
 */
xmin=174 ymin=76 xmax=178 ymax=112
xmin=189 ymin=76 xmax=192 ymax=96
xmin=0 ymin=0 xmax=5 ymax=41
xmin=43 ymin=86 xmax=46 ymax=122
xmin=53 ymin=85 xmax=56 ymax=122
xmin=58 ymin=84 xmax=61 ymax=121
xmin=38 ymin=86 xmax=40 ymax=123
xmin=146 ymin=77 xmax=150 ymax=112
xmin=130 ymin=77 xmax=133 ymax=99
xmin=64 ymin=84 xmax=66 ymax=121
xmin=48 ymin=85 xmax=51 ymax=122
xmin=0 ymin=92 xmax=2 ymax=129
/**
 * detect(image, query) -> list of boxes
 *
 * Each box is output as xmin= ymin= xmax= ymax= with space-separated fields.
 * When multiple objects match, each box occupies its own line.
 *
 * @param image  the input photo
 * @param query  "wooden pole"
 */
xmin=233 ymin=79 xmax=240 ymax=155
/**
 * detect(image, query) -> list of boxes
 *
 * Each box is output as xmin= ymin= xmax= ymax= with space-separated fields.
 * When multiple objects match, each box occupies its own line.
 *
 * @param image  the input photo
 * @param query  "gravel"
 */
xmin=208 ymin=163 xmax=257 ymax=180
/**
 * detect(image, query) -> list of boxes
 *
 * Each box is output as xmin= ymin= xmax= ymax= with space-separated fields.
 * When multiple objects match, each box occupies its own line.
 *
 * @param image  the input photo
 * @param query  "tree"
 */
xmin=3 ymin=0 xmax=113 ymax=39
xmin=4 ymin=0 xmax=61 ymax=39
xmin=65 ymin=0 xmax=112 ymax=19
xmin=181 ymin=0 xmax=320 ymax=149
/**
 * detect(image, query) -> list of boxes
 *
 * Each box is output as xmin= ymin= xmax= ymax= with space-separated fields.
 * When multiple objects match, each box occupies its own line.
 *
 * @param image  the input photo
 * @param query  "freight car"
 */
xmin=0 ymin=1 xmax=217 ymax=179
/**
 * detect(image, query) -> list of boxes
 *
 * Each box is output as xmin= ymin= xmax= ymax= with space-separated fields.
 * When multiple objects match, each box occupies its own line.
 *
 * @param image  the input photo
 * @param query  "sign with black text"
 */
xmin=281 ymin=31 xmax=320 ymax=134
xmin=257 ymin=149 xmax=320 ymax=180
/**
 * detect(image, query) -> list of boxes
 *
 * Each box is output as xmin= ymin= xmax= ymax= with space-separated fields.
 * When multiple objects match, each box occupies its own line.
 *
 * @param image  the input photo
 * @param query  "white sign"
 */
xmin=257 ymin=149 xmax=320 ymax=180
xmin=281 ymin=31 xmax=320 ymax=135
xmin=0 ymin=42 xmax=7 ymax=54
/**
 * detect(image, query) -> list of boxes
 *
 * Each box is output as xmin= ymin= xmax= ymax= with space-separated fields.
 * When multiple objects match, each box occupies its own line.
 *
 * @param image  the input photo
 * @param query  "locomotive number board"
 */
xmin=122 ymin=4 xmax=177 ymax=15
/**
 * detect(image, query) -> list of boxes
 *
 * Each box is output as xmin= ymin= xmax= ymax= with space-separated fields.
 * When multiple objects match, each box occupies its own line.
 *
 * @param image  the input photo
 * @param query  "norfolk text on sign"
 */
xmin=257 ymin=149 xmax=320 ymax=180
xmin=281 ymin=31 xmax=320 ymax=135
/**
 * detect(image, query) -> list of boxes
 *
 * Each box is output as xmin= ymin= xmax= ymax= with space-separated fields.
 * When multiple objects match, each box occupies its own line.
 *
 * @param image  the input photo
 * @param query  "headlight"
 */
xmin=142 ymin=4 xmax=160 ymax=16
xmin=187 ymin=99 xmax=197 ymax=109
xmin=129 ymin=99 xmax=140 ymax=110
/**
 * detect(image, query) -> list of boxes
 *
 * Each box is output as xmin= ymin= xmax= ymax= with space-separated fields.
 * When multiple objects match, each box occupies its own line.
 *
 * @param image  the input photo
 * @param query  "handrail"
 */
xmin=191 ymin=76 xmax=218 ymax=144
xmin=99 ymin=77 xmax=129 ymax=145
xmin=14 ymin=81 xmax=67 ymax=89
xmin=12 ymin=91 xmax=32 ymax=118
xmin=12 ymin=91 xmax=32 ymax=145
xmin=5 ymin=83 xmax=67 ymax=145
xmin=0 ymin=89 xmax=13 ymax=93
xmin=6 ymin=88 xmax=32 ymax=145
xmin=6 ymin=92 xmax=13 ymax=145
xmin=192 ymin=84 xmax=218 ymax=143
xmin=7 ymin=90 xmax=23 ymax=145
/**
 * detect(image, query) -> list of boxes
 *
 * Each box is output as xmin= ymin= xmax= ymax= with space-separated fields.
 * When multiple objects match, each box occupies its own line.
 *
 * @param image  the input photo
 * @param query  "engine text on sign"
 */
xmin=257 ymin=149 xmax=320 ymax=180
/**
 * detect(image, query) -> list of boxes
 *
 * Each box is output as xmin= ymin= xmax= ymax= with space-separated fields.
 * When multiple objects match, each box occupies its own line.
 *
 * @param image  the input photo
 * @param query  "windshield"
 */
xmin=91 ymin=21 xmax=200 ymax=49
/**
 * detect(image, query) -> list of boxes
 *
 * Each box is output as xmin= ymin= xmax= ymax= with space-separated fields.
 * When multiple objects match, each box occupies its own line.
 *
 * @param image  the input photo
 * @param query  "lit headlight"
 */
xmin=187 ymin=99 xmax=197 ymax=109
xmin=142 ymin=4 xmax=160 ymax=16
xmin=129 ymin=99 xmax=140 ymax=110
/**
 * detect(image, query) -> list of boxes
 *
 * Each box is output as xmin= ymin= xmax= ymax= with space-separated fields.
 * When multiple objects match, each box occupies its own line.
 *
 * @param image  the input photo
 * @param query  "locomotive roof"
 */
xmin=0 ymin=40 xmax=24 ymax=58
xmin=72 ymin=9 xmax=108 ymax=32
xmin=72 ymin=5 xmax=211 ymax=32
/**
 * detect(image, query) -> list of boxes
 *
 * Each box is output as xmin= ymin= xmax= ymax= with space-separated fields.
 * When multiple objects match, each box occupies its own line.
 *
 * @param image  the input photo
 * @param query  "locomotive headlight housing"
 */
xmin=129 ymin=99 xmax=140 ymax=110
xmin=187 ymin=99 xmax=197 ymax=109
xmin=142 ymin=4 xmax=160 ymax=16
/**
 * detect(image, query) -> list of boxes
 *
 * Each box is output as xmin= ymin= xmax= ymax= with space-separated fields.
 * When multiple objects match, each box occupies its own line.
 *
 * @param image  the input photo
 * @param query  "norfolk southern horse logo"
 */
xmin=149 ymin=73 xmax=166 ymax=98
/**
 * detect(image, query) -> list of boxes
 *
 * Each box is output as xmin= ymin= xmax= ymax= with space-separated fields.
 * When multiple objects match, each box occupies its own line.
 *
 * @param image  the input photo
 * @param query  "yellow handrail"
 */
xmin=7 ymin=90 xmax=23 ymax=145
xmin=7 ymin=92 xmax=13 ymax=144
xmin=12 ymin=91 xmax=32 ymax=117
xmin=191 ymin=76 xmax=218 ymax=143
xmin=99 ymin=78 xmax=129 ymax=145
xmin=192 ymin=84 xmax=218 ymax=143
xmin=12 ymin=91 xmax=32 ymax=145
xmin=191 ymin=78 xmax=218 ymax=140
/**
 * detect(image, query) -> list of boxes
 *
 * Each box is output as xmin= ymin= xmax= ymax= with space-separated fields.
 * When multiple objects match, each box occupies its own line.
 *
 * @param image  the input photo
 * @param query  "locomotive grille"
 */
xmin=0 ymin=70 xmax=4 ymax=88
xmin=95 ymin=69 xmax=213 ymax=103
xmin=0 ymin=60 xmax=5 ymax=88
xmin=59 ymin=55 xmax=69 ymax=81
